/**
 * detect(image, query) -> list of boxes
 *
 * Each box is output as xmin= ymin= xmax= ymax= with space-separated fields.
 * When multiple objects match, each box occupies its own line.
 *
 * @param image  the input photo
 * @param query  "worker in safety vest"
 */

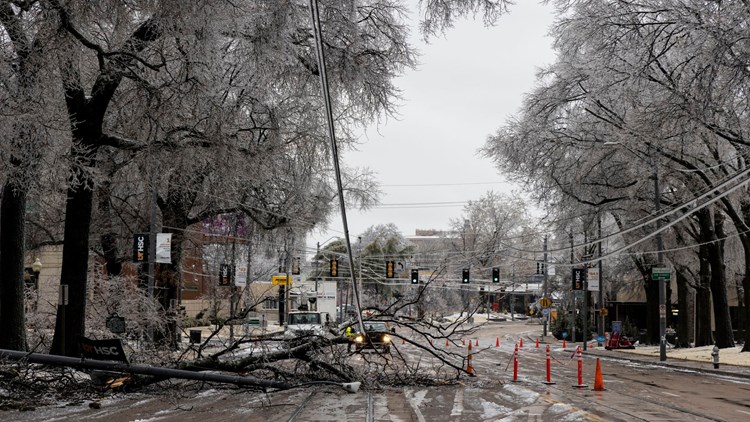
xmin=345 ymin=326 xmax=355 ymax=351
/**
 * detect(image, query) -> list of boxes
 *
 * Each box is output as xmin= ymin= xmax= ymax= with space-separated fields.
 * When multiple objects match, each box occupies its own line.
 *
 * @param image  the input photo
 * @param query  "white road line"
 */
xmin=737 ymin=409 xmax=750 ymax=416
xmin=660 ymin=391 xmax=680 ymax=397
xmin=405 ymin=389 xmax=426 ymax=422
xmin=450 ymin=388 xmax=464 ymax=416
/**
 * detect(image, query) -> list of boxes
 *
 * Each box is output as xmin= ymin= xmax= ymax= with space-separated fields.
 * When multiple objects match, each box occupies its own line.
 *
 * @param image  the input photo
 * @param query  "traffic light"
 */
xmin=462 ymin=268 xmax=470 ymax=283
xmin=386 ymin=260 xmax=395 ymax=279
xmin=411 ymin=269 xmax=419 ymax=284
xmin=330 ymin=259 xmax=338 ymax=277
xmin=492 ymin=267 xmax=500 ymax=283
xmin=536 ymin=262 xmax=541 ymax=274
xmin=292 ymin=257 xmax=300 ymax=275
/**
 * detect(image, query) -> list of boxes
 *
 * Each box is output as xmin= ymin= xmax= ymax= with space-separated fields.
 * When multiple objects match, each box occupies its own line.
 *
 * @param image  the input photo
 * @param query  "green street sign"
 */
xmin=651 ymin=266 xmax=671 ymax=281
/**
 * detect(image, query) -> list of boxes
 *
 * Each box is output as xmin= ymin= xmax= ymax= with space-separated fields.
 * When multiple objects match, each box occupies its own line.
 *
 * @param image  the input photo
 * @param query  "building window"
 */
xmin=262 ymin=297 xmax=278 ymax=310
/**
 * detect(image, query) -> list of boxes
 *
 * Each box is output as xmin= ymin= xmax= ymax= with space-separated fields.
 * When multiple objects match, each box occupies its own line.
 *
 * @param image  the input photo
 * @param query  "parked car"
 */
xmin=353 ymin=321 xmax=393 ymax=352
xmin=487 ymin=314 xmax=507 ymax=322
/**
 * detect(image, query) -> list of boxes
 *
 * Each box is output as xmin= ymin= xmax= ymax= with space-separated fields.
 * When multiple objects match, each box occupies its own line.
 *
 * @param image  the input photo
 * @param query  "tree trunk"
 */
xmin=738 ymin=201 xmax=750 ymax=352
xmin=50 ymin=174 xmax=95 ymax=356
xmin=675 ymin=270 xmax=690 ymax=348
xmin=0 ymin=182 xmax=28 ymax=351
xmin=700 ymin=209 xmax=734 ymax=348
xmin=695 ymin=241 xmax=714 ymax=346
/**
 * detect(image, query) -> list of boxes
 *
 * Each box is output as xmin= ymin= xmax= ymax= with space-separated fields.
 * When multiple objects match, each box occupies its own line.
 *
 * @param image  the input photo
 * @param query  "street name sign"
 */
xmin=651 ymin=266 xmax=671 ymax=280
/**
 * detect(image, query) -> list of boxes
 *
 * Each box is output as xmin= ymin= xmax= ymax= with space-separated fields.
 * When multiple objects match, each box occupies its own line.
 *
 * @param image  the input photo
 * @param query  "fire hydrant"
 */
xmin=711 ymin=345 xmax=720 ymax=369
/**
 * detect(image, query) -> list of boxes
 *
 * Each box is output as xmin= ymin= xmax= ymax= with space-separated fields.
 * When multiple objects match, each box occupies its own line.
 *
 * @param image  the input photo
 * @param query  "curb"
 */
xmin=581 ymin=348 xmax=750 ymax=380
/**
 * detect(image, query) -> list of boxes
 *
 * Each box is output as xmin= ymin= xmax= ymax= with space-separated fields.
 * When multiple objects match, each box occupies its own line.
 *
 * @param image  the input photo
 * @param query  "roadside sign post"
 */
xmin=651 ymin=266 xmax=671 ymax=361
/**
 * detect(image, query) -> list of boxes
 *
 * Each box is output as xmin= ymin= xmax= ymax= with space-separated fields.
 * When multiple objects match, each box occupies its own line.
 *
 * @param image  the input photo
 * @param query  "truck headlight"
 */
xmin=355 ymin=335 xmax=364 ymax=343
xmin=382 ymin=335 xmax=391 ymax=343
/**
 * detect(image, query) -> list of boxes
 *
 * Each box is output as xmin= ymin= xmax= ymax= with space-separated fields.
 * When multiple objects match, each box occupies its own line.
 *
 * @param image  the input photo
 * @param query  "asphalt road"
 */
xmin=10 ymin=321 xmax=750 ymax=421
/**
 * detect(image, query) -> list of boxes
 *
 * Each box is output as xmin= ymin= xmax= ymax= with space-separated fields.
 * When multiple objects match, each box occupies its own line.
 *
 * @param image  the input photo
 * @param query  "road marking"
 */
xmin=450 ymin=388 xmax=464 ymax=416
xmin=737 ymin=410 xmax=750 ymax=416
xmin=366 ymin=392 xmax=374 ymax=422
xmin=405 ymin=389 xmax=426 ymax=422
xmin=660 ymin=391 xmax=680 ymax=397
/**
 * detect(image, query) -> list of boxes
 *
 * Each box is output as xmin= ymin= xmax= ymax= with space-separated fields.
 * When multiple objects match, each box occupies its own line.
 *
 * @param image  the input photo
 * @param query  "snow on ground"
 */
xmin=618 ymin=344 xmax=750 ymax=366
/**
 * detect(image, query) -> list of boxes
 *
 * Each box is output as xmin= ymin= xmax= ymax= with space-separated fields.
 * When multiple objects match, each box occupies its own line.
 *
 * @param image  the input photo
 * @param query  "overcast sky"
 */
xmin=308 ymin=1 xmax=558 ymax=252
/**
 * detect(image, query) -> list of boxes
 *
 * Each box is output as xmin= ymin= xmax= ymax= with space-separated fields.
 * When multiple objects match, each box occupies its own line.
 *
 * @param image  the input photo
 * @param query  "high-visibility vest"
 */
xmin=345 ymin=326 xmax=353 ymax=337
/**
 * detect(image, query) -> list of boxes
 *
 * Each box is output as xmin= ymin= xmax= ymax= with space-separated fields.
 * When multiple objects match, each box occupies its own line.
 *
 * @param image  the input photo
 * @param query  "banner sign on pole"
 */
xmin=219 ymin=264 xmax=232 ymax=286
xmin=587 ymin=267 xmax=600 ymax=291
xmin=155 ymin=233 xmax=172 ymax=264
xmin=235 ymin=262 xmax=248 ymax=287
xmin=132 ymin=234 xmax=149 ymax=263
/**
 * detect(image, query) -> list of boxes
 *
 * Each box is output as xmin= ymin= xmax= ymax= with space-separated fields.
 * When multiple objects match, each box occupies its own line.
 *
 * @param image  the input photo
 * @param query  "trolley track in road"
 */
xmin=285 ymin=388 xmax=377 ymax=422
xmin=287 ymin=390 xmax=318 ymax=422
xmin=470 ymin=343 xmax=730 ymax=421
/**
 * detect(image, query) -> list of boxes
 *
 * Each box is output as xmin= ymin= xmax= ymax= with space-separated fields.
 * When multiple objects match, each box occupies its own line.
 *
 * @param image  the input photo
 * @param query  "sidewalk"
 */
xmin=580 ymin=342 xmax=750 ymax=380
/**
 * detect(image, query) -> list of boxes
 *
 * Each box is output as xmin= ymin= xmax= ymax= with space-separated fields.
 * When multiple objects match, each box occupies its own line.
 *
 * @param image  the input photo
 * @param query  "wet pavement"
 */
xmin=583 ymin=345 xmax=750 ymax=380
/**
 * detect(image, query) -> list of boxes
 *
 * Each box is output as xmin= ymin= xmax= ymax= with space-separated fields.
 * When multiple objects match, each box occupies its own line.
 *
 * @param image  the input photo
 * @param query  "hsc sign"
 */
xmin=79 ymin=337 xmax=129 ymax=363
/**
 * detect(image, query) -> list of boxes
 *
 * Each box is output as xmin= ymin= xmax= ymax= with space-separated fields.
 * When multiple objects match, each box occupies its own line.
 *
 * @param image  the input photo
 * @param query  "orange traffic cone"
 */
xmin=594 ymin=358 xmax=605 ymax=391
xmin=462 ymin=338 xmax=465 ymax=346
xmin=562 ymin=339 xmax=567 ymax=349
xmin=535 ymin=338 xmax=539 ymax=349
xmin=519 ymin=337 xmax=524 ymax=348
xmin=475 ymin=338 xmax=479 ymax=347
xmin=495 ymin=337 xmax=500 ymax=347
xmin=446 ymin=339 xmax=449 ymax=347
xmin=402 ymin=338 xmax=406 ymax=345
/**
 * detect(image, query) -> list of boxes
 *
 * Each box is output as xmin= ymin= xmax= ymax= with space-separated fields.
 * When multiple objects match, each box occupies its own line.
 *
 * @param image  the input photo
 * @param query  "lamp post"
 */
xmin=603 ymin=141 xmax=666 ymax=361
xmin=31 ymin=258 xmax=42 ymax=312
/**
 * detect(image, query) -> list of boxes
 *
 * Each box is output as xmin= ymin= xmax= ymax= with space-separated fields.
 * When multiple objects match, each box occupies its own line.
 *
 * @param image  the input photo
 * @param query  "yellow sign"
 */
xmin=272 ymin=275 xmax=291 ymax=286
xmin=600 ymin=308 xmax=609 ymax=316
xmin=539 ymin=297 xmax=553 ymax=308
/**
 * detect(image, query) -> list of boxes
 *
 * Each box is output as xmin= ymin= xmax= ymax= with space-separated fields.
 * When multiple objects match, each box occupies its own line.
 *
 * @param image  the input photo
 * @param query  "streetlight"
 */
xmin=29 ymin=258 xmax=42 ymax=312
xmin=31 ymin=258 xmax=42 ymax=283
xmin=604 ymin=141 xmax=667 ymax=361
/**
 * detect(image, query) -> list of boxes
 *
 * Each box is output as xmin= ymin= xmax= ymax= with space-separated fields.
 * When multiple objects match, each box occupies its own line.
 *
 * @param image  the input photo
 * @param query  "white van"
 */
xmin=285 ymin=311 xmax=328 ymax=338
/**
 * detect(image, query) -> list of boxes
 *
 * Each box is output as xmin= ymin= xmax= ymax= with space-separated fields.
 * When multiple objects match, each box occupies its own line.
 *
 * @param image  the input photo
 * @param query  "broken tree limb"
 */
xmin=0 ymin=348 xmax=305 ymax=391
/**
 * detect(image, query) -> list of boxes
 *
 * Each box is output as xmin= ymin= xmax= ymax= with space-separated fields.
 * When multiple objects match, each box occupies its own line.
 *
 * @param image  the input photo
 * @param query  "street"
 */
xmin=11 ymin=320 xmax=750 ymax=421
